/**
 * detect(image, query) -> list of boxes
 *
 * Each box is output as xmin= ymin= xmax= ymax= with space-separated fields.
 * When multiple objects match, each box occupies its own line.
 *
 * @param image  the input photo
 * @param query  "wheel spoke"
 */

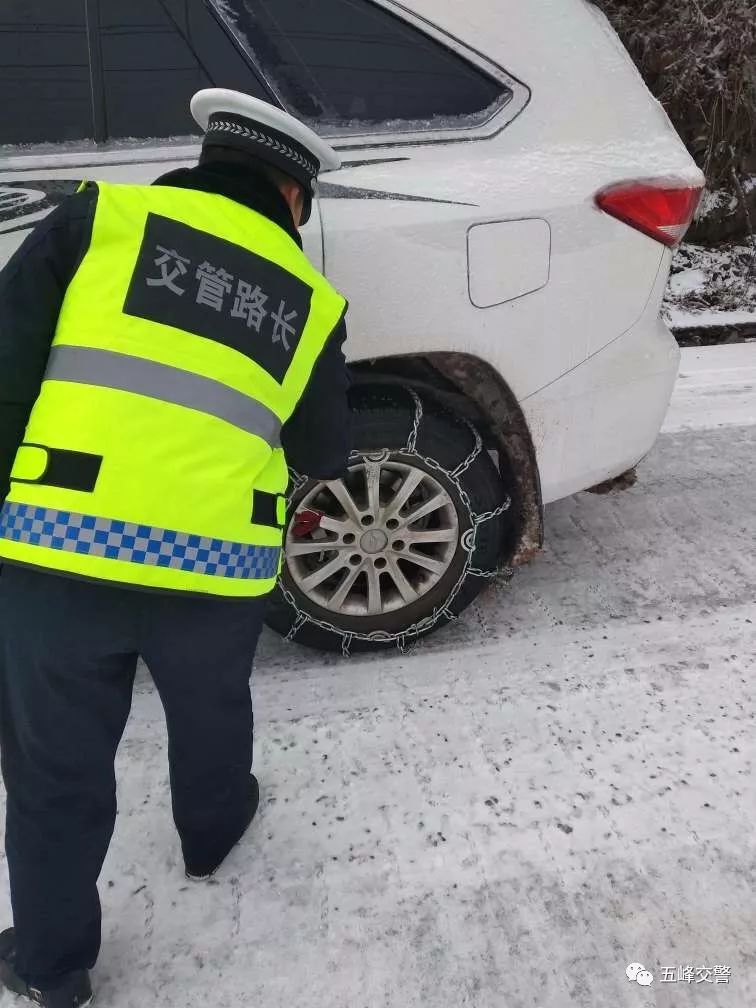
xmin=286 ymin=540 xmax=358 ymax=564
xmin=300 ymin=554 xmax=350 ymax=591
xmin=326 ymin=479 xmax=362 ymax=525
xmin=319 ymin=515 xmax=353 ymax=535
xmin=398 ymin=549 xmax=447 ymax=576
xmin=386 ymin=556 xmax=420 ymax=604
xmin=383 ymin=468 xmax=424 ymax=521
xmin=402 ymin=493 xmax=447 ymax=527
xmin=329 ymin=565 xmax=363 ymax=608
xmin=286 ymin=540 xmax=345 ymax=558
xmin=365 ymin=460 xmax=383 ymax=519
xmin=366 ymin=563 xmax=382 ymax=616
xmin=403 ymin=527 xmax=457 ymax=545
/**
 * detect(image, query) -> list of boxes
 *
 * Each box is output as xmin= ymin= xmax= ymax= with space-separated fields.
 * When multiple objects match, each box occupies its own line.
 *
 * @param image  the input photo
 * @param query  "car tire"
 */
xmin=265 ymin=385 xmax=512 ymax=654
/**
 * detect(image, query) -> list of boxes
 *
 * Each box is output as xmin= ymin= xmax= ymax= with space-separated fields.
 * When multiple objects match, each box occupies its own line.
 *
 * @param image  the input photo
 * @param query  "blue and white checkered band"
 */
xmin=206 ymin=116 xmax=318 ymax=188
xmin=0 ymin=502 xmax=281 ymax=581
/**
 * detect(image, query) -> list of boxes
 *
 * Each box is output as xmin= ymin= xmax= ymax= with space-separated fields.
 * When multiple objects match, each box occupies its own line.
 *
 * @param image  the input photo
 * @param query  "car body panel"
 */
xmin=522 ymin=254 xmax=681 ymax=503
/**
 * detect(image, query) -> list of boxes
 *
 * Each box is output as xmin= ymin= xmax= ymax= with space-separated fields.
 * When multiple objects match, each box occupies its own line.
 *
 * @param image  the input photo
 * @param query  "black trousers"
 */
xmin=0 ymin=564 xmax=266 ymax=988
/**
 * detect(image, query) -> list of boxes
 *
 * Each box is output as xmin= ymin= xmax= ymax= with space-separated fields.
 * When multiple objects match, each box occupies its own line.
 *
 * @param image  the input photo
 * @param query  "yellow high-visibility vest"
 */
xmin=0 ymin=181 xmax=346 ymax=597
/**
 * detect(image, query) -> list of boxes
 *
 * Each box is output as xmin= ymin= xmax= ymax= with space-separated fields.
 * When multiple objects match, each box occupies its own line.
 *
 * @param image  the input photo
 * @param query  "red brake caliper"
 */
xmin=291 ymin=509 xmax=325 ymax=539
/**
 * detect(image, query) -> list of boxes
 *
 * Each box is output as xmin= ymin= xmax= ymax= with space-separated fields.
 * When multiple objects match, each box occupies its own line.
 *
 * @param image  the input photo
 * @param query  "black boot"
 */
xmin=0 ymin=929 xmax=92 ymax=1007
xmin=184 ymin=774 xmax=260 ymax=880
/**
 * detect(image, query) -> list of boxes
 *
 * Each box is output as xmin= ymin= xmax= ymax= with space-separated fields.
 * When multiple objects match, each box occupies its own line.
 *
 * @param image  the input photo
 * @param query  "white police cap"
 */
xmin=191 ymin=89 xmax=341 ymax=195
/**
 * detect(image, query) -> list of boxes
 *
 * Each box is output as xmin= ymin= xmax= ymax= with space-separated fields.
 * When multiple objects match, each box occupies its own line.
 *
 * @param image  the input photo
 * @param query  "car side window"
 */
xmin=0 ymin=0 xmax=93 ymax=145
xmin=210 ymin=0 xmax=510 ymax=133
xmin=98 ymin=0 xmax=271 ymax=140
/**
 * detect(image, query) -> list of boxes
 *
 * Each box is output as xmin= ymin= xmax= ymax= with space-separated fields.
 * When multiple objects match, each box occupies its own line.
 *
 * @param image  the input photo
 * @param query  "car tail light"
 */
xmin=596 ymin=182 xmax=703 ymax=247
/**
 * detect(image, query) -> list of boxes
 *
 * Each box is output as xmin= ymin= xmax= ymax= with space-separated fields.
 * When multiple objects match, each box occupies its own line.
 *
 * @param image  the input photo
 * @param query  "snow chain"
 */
xmin=282 ymin=389 xmax=511 ymax=657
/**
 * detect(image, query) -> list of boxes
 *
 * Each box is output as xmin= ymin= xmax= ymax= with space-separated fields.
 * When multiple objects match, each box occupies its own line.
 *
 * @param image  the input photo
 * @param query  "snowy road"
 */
xmin=1 ymin=346 xmax=754 ymax=1008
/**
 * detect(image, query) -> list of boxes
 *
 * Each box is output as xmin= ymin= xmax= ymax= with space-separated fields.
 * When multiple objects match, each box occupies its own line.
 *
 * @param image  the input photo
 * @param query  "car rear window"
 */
xmin=211 ymin=0 xmax=510 ymax=134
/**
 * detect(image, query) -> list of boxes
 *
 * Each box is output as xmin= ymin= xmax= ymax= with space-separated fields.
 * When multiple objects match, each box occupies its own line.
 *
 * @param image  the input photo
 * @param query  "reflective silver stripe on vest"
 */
xmin=45 ymin=346 xmax=282 ymax=446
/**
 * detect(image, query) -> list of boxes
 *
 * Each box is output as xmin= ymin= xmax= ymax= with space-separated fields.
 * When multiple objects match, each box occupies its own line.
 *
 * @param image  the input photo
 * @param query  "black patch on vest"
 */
xmin=251 ymin=491 xmax=285 ymax=529
xmin=124 ymin=214 xmax=313 ymax=384
xmin=14 ymin=445 xmax=102 ymax=493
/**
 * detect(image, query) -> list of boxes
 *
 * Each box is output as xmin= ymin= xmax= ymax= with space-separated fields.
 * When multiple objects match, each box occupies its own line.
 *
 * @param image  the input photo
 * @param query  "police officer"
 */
xmin=0 ymin=90 xmax=351 ymax=1007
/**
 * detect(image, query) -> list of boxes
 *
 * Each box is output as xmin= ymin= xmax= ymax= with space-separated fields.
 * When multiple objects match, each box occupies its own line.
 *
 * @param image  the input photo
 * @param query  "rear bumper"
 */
xmin=521 ymin=314 xmax=680 ymax=505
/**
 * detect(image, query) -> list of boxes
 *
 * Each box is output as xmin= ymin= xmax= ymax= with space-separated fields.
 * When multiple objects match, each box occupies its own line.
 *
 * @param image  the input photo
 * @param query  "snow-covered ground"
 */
xmin=665 ymin=242 xmax=756 ymax=334
xmin=665 ymin=344 xmax=756 ymax=431
xmin=0 ymin=346 xmax=754 ymax=1008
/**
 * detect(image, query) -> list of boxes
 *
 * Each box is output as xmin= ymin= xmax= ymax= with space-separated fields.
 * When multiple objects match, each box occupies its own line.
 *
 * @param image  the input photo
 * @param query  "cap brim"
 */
xmin=191 ymin=89 xmax=341 ymax=173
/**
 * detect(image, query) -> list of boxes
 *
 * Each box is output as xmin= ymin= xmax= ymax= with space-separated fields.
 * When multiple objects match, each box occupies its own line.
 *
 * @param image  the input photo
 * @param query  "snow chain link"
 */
xmin=282 ymin=389 xmax=511 ymax=657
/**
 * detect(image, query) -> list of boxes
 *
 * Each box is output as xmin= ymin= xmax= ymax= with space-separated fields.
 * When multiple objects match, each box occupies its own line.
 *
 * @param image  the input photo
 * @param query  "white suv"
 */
xmin=0 ymin=0 xmax=703 ymax=652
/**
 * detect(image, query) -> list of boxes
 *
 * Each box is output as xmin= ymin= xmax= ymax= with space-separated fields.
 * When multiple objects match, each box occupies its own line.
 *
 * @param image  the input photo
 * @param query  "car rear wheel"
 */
xmin=265 ymin=386 xmax=512 ymax=654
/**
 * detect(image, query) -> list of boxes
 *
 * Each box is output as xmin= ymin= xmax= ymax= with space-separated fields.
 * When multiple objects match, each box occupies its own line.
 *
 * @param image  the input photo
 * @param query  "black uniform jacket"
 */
xmin=0 ymin=162 xmax=352 ymax=504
